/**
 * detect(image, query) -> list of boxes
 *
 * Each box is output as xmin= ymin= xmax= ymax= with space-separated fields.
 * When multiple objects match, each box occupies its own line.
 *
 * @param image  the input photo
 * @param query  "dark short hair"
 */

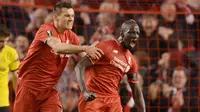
xmin=120 ymin=19 xmax=138 ymax=34
xmin=53 ymin=1 xmax=73 ymax=13
xmin=173 ymin=66 xmax=188 ymax=77
xmin=0 ymin=24 xmax=10 ymax=38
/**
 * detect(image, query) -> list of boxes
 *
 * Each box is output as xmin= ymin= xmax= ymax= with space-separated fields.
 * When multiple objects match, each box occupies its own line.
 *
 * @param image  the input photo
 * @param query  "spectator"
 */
xmin=0 ymin=24 xmax=20 ymax=112
xmin=44 ymin=13 xmax=54 ymax=24
xmin=99 ymin=0 xmax=120 ymax=11
xmin=148 ymin=81 xmax=169 ymax=112
xmin=138 ymin=14 xmax=168 ymax=64
xmin=162 ymin=66 xmax=198 ymax=112
xmin=90 ymin=13 xmax=116 ymax=44
xmin=15 ymin=35 xmax=29 ymax=61
xmin=25 ymin=9 xmax=49 ymax=35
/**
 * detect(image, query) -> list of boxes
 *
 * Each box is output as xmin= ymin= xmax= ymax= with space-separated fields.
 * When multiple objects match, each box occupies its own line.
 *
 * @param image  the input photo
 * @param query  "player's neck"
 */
xmin=53 ymin=21 xmax=65 ymax=34
xmin=117 ymin=36 xmax=123 ymax=46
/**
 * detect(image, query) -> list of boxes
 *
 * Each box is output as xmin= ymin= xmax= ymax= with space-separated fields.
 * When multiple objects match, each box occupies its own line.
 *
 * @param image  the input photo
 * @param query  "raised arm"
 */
xmin=127 ymin=73 xmax=146 ymax=112
xmin=46 ymin=37 xmax=103 ymax=60
xmin=75 ymin=56 xmax=96 ymax=101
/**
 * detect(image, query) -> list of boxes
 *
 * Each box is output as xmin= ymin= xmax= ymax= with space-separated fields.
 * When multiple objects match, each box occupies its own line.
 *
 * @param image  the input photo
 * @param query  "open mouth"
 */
xmin=130 ymin=41 xmax=136 ymax=48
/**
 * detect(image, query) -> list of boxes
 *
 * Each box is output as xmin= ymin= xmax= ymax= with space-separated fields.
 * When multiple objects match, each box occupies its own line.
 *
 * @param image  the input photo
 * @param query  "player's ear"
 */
xmin=52 ymin=13 xmax=57 ymax=20
xmin=52 ymin=10 xmax=61 ymax=21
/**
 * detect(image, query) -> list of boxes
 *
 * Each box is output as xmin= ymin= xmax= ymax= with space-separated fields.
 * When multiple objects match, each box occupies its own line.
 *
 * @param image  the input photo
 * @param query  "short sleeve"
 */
xmin=127 ymin=56 xmax=138 ymax=74
xmin=127 ymin=56 xmax=139 ymax=83
xmin=35 ymin=24 xmax=56 ymax=43
xmin=9 ymin=49 xmax=20 ymax=71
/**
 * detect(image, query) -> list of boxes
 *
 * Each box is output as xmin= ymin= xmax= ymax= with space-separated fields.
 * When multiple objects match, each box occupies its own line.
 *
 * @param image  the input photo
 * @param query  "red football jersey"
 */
xmin=86 ymin=40 xmax=139 ymax=97
xmin=18 ymin=24 xmax=80 ymax=90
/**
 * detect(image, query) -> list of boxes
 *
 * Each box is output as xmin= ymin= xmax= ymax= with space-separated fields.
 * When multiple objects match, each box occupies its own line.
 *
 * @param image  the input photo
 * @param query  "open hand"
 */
xmin=85 ymin=46 xmax=104 ymax=60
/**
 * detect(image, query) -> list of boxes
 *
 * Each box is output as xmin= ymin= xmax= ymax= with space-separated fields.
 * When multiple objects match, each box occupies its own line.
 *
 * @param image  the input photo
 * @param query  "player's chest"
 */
xmin=57 ymin=34 xmax=72 ymax=44
xmin=0 ymin=52 xmax=10 ymax=72
xmin=106 ymin=49 xmax=132 ymax=73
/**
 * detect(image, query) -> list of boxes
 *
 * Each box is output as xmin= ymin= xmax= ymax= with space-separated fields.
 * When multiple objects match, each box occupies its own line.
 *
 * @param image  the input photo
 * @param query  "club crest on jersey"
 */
xmin=47 ymin=30 xmax=53 ymax=36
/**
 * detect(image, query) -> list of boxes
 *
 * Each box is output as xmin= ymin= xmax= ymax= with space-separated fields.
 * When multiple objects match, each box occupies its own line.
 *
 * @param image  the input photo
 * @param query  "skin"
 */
xmin=75 ymin=21 xmax=146 ymax=112
xmin=172 ymin=70 xmax=187 ymax=90
xmin=53 ymin=8 xmax=75 ymax=33
xmin=120 ymin=23 xmax=140 ymax=50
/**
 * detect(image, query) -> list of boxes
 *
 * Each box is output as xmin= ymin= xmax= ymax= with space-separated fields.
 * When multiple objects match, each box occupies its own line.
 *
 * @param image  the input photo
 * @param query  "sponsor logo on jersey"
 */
xmin=110 ymin=56 xmax=130 ymax=73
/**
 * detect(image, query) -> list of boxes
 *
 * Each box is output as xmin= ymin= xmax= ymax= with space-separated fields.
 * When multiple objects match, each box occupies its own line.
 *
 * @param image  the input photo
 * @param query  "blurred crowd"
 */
xmin=0 ymin=0 xmax=200 ymax=112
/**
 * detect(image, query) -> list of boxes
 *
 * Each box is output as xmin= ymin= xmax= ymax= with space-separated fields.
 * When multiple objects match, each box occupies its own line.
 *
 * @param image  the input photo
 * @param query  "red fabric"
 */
xmin=14 ymin=82 xmax=62 ymax=112
xmin=86 ymin=40 xmax=139 ymax=97
xmin=78 ymin=94 xmax=122 ymax=112
xmin=17 ymin=23 xmax=80 ymax=91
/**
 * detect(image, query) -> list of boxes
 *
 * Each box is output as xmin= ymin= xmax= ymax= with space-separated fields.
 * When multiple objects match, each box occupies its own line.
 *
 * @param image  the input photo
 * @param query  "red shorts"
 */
xmin=13 ymin=82 xmax=62 ymax=112
xmin=78 ymin=95 xmax=122 ymax=112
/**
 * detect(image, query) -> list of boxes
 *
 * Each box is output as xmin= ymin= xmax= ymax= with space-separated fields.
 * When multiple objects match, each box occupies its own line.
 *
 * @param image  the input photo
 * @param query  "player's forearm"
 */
xmin=46 ymin=37 xmax=88 ymax=54
xmin=130 ymin=83 xmax=146 ymax=112
xmin=53 ymin=43 xmax=88 ymax=54
xmin=11 ymin=70 xmax=18 ymax=92
xmin=75 ymin=64 xmax=87 ymax=92
xmin=75 ymin=56 xmax=92 ymax=92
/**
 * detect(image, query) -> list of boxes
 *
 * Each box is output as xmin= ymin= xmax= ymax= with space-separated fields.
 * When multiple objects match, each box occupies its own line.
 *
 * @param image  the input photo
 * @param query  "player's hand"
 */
xmin=83 ymin=90 xmax=96 ymax=102
xmin=85 ymin=46 xmax=104 ymax=60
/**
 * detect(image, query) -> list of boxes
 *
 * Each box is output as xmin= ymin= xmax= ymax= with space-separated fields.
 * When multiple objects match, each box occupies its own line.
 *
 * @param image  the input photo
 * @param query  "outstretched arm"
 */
xmin=75 ymin=56 xmax=96 ymax=101
xmin=46 ymin=37 xmax=103 ymax=60
xmin=127 ymin=74 xmax=146 ymax=112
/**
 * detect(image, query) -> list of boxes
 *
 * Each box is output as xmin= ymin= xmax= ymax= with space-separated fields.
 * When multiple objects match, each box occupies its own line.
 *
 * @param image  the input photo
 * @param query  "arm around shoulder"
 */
xmin=46 ymin=37 xmax=104 ymax=60
xmin=46 ymin=37 xmax=87 ymax=54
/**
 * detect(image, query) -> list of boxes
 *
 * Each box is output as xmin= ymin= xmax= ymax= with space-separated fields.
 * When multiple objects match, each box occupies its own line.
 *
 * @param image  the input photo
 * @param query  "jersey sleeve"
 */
xmin=127 ymin=56 xmax=139 ymax=83
xmin=34 ymin=24 xmax=56 ymax=43
xmin=9 ymin=49 xmax=20 ymax=71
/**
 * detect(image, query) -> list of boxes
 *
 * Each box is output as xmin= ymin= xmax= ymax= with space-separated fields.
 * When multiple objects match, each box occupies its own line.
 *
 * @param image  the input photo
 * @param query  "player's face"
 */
xmin=0 ymin=37 xmax=8 ymax=50
xmin=56 ymin=8 xmax=74 ymax=30
xmin=122 ymin=24 xmax=140 ymax=50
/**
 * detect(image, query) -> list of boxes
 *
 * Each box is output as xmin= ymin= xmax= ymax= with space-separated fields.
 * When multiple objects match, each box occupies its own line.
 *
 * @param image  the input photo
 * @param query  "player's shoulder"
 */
xmin=99 ymin=39 xmax=117 ymax=45
xmin=95 ymin=40 xmax=118 ymax=53
xmin=39 ymin=23 xmax=55 ymax=31
xmin=3 ymin=45 xmax=17 ymax=57
xmin=4 ymin=45 xmax=17 ymax=53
